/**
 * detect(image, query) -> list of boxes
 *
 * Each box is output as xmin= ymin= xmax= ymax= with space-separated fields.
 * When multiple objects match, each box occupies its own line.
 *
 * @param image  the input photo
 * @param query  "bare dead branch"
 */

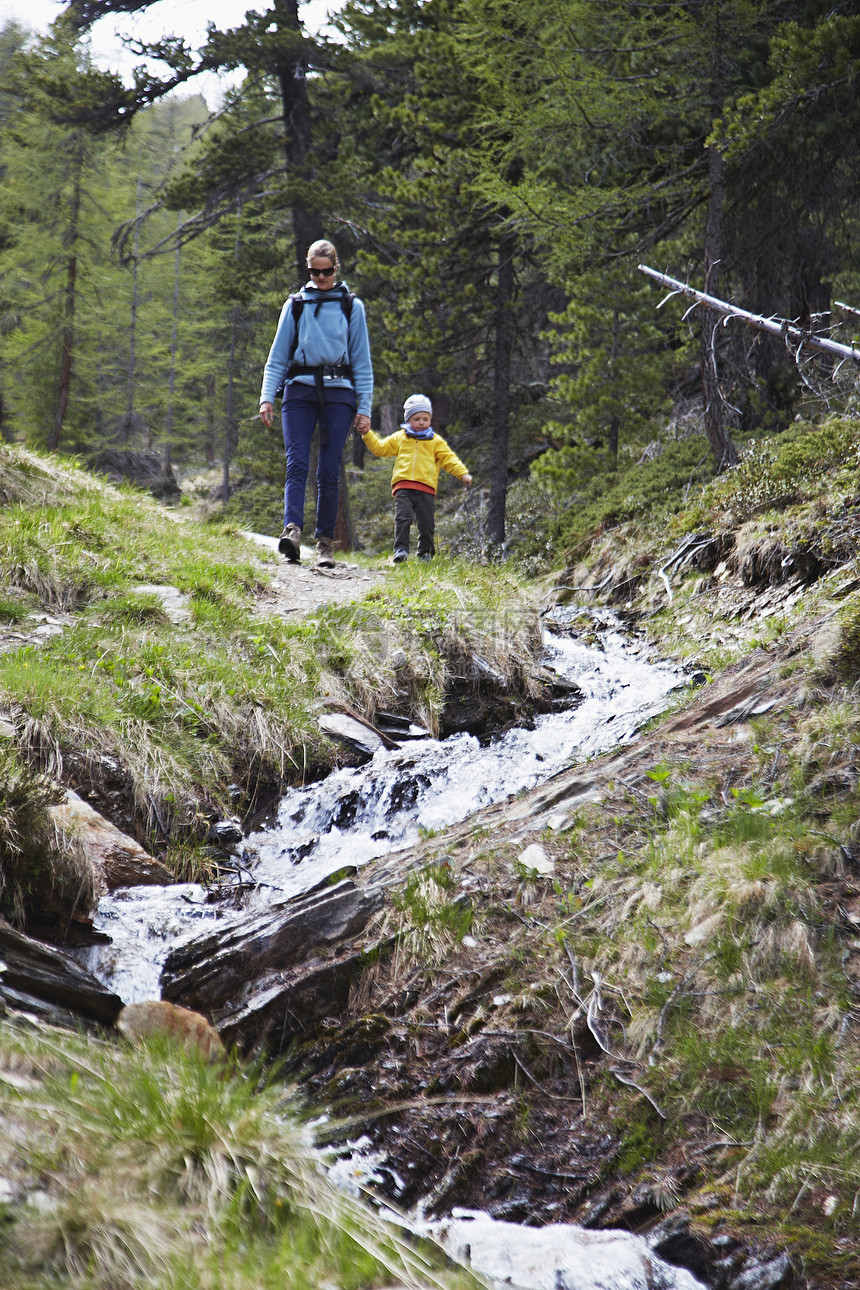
xmin=640 ymin=265 xmax=860 ymax=365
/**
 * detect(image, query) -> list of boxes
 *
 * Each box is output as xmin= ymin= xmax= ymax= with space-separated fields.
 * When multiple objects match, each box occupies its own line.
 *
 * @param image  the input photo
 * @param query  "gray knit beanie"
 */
xmin=403 ymin=393 xmax=432 ymax=422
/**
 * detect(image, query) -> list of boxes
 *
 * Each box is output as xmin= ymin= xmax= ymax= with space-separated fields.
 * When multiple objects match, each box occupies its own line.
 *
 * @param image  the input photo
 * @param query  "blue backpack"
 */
xmin=275 ymin=288 xmax=356 ymax=399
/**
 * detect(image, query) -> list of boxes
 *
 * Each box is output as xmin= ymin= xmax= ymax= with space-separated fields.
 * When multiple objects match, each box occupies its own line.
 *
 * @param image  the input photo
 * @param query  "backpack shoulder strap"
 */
xmin=341 ymin=291 xmax=355 ymax=322
xmin=287 ymin=293 xmax=305 ymax=363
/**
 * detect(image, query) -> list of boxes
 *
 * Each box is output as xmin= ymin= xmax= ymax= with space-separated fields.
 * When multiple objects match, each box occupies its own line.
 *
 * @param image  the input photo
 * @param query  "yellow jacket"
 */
xmin=361 ymin=429 xmax=469 ymax=496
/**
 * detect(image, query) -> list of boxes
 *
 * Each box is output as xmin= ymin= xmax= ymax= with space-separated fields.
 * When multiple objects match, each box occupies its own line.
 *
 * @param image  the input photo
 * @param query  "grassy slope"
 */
xmin=290 ymin=416 xmax=860 ymax=1287
xmin=0 ymin=445 xmax=541 ymax=897
xmin=0 ymin=1019 xmax=480 ymax=1290
xmin=3 ymin=423 xmax=860 ymax=1285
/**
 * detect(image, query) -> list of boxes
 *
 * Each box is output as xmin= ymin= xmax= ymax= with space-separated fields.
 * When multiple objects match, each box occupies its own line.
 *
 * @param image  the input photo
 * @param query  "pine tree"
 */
xmin=332 ymin=0 xmax=552 ymax=548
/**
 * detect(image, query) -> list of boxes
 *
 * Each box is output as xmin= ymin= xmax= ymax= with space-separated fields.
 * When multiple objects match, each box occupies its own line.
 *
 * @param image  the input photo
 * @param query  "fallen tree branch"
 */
xmin=609 ymin=1065 xmax=667 ymax=1120
xmin=639 ymin=266 xmax=860 ymax=365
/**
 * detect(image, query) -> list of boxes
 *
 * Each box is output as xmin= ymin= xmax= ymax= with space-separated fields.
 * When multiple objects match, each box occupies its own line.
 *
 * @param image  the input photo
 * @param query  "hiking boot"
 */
xmin=316 ymin=536 xmax=336 ymax=569
xmin=278 ymin=523 xmax=302 ymax=563
xmin=392 ymin=549 xmax=408 ymax=564
xmin=417 ymin=553 xmax=432 ymax=563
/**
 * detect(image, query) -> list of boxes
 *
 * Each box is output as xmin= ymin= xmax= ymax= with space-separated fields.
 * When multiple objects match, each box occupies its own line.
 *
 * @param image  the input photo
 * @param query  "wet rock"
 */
xmin=288 ymin=832 xmax=320 ymax=862
xmin=374 ymin=711 xmax=432 ymax=740
xmin=117 ymin=1000 xmax=226 ymax=1062
xmin=319 ymin=713 xmax=387 ymax=759
xmin=329 ymin=787 xmax=363 ymax=829
xmin=727 ymin=1253 xmax=797 ymax=1290
xmin=0 ymin=920 xmax=122 ymax=1025
xmin=160 ymin=878 xmax=383 ymax=1015
xmin=216 ymin=945 xmax=370 ymax=1056
xmin=649 ymin=1212 xmax=716 ymax=1284
xmin=530 ymin=663 xmax=584 ymax=706
xmin=49 ymin=789 xmax=172 ymax=892
xmin=210 ymin=818 xmax=243 ymax=847
xmin=387 ymin=773 xmax=431 ymax=813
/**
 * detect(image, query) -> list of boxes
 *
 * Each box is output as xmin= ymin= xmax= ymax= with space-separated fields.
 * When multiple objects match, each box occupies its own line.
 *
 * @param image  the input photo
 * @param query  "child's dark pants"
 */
xmin=394 ymin=487 xmax=435 ymax=557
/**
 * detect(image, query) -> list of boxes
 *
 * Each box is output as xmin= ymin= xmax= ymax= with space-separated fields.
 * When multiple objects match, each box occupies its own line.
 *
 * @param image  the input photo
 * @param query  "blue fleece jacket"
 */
xmin=259 ymin=280 xmax=373 ymax=416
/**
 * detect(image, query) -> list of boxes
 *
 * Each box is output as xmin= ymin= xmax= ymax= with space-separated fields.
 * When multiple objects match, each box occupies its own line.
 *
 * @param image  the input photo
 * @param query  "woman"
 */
xmin=259 ymin=239 xmax=372 ymax=567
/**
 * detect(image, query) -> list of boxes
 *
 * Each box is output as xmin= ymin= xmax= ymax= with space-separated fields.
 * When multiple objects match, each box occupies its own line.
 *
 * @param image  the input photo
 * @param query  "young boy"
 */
xmin=357 ymin=394 xmax=472 ymax=562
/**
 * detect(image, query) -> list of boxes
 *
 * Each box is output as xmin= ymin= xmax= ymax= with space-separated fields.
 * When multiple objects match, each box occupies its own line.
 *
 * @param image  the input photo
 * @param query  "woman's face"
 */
xmin=308 ymin=256 xmax=337 ymax=286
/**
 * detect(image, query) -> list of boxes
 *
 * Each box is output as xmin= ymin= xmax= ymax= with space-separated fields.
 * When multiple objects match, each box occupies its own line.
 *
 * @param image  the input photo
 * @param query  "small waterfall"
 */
xmin=84 ymin=610 xmax=686 ymax=1003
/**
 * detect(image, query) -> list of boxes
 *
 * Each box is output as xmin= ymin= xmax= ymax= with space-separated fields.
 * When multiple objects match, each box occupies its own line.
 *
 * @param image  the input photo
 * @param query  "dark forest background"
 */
xmin=2 ymin=0 xmax=859 ymax=558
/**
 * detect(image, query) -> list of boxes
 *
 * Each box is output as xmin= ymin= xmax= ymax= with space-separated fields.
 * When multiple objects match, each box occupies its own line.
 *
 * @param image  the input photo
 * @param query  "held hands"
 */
xmin=462 ymin=473 xmax=473 ymax=487
xmin=354 ymin=414 xmax=371 ymax=435
xmin=259 ymin=402 xmax=274 ymax=428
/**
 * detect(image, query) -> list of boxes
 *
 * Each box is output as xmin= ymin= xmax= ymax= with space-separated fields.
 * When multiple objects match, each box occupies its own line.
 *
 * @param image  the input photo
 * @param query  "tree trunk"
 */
xmin=335 ymin=459 xmax=358 ymax=550
xmin=486 ymin=233 xmax=515 ymax=548
xmin=222 ymin=212 xmax=242 ymax=506
xmin=275 ymin=0 xmax=320 ymax=273
xmin=164 ymin=215 xmax=181 ymax=476
xmin=122 ymin=175 xmax=142 ymax=445
xmin=700 ymin=4 xmax=738 ymax=473
xmin=222 ymin=305 xmax=238 ymax=505
xmin=204 ymin=374 xmax=216 ymax=466
xmin=608 ymin=306 xmax=620 ymax=459
xmin=50 ymin=136 xmax=83 ymax=452
xmin=380 ymin=398 xmax=398 ymax=436
xmin=352 ymin=432 xmax=366 ymax=469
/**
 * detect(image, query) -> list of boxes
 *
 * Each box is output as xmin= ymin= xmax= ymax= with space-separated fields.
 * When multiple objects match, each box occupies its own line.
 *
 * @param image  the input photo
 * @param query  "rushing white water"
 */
xmin=328 ymin=1141 xmax=703 ymax=1290
xmin=425 ymin=1208 xmax=704 ymax=1290
xmin=82 ymin=610 xmax=686 ymax=1003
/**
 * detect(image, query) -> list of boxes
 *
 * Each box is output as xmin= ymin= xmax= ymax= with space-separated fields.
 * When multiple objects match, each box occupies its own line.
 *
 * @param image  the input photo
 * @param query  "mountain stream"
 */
xmin=80 ymin=608 xmax=703 ymax=1290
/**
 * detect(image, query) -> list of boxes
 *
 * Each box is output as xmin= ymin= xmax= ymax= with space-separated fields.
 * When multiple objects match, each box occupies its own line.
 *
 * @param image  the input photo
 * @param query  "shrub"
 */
xmin=517 ymin=433 xmax=716 ymax=561
xmin=691 ymin=417 xmax=860 ymax=526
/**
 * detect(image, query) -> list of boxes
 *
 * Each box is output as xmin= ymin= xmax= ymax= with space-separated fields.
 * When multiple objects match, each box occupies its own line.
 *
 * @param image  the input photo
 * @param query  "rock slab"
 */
xmin=0 ymin=920 xmax=123 ymax=1024
xmin=160 ymin=879 xmax=383 ymax=1020
xmin=50 ymin=789 xmax=172 ymax=891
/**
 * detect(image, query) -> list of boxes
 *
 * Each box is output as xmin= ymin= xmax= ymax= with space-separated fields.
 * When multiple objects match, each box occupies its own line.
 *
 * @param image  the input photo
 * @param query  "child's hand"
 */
xmin=462 ymin=473 xmax=472 ymax=487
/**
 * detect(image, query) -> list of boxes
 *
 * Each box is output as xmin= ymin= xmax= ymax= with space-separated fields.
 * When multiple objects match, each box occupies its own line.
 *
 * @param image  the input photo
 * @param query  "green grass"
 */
xmin=682 ymin=416 xmax=860 ymax=530
xmin=392 ymin=862 xmax=474 ymax=961
xmin=0 ymin=446 xmax=543 ymax=878
xmin=508 ymin=432 xmax=719 ymax=565
xmin=0 ymin=744 xmax=91 ymax=927
xmin=0 ymin=1020 xmax=480 ymax=1290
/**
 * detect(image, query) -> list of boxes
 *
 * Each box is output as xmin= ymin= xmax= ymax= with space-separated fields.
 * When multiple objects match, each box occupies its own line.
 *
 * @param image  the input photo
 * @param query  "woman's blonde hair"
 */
xmin=306 ymin=239 xmax=339 ymax=273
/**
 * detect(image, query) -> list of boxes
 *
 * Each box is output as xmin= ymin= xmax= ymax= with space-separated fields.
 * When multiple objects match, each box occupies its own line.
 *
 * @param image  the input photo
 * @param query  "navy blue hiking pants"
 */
xmin=281 ymin=384 xmax=356 ymax=539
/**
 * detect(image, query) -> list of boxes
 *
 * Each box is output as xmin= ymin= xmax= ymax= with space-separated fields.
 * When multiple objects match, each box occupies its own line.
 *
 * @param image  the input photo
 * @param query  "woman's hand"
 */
xmin=260 ymin=402 xmax=274 ymax=427
xmin=354 ymin=414 xmax=371 ymax=435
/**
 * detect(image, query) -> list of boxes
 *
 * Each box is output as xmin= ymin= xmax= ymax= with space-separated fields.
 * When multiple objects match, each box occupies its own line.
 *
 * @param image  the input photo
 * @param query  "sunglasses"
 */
xmin=308 ymin=264 xmax=336 ymax=277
